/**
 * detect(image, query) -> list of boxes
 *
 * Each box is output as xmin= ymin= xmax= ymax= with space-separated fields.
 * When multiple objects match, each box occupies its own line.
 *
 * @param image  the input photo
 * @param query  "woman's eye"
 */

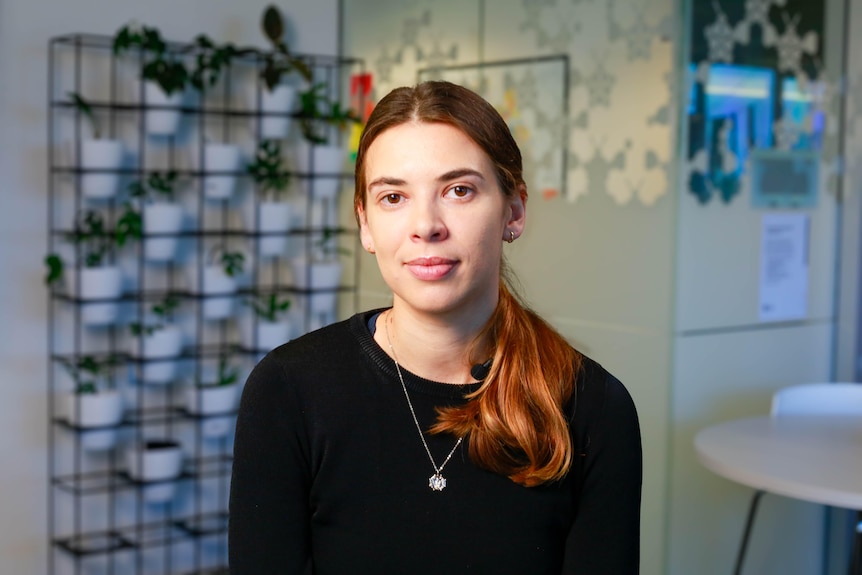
xmin=448 ymin=185 xmax=472 ymax=198
xmin=383 ymin=193 xmax=402 ymax=205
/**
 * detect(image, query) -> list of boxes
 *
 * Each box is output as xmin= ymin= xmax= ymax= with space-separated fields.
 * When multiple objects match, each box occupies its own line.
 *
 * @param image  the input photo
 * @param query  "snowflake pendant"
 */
xmin=429 ymin=473 xmax=447 ymax=491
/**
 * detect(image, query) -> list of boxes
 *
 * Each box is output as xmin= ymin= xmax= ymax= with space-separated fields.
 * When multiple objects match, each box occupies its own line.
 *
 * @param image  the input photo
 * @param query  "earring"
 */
xmin=506 ymin=231 xmax=515 ymax=244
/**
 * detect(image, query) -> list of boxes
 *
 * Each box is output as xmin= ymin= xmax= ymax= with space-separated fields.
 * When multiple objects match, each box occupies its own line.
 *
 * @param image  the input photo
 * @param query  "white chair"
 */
xmin=734 ymin=382 xmax=862 ymax=575
xmin=770 ymin=383 xmax=862 ymax=416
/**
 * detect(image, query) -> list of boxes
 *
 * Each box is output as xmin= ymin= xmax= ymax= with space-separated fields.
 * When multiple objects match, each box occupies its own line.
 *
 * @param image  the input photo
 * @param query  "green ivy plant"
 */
xmin=113 ymin=23 xmax=189 ymax=96
xmin=67 ymin=92 xmax=102 ymax=139
xmin=44 ymin=209 xmax=142 ymax=288
xmin=44 ymin=254 xmax=64 ymax=288
xmin=115 ymin=206 xmax=143 ymax=249
xmin=60 ymin=354 xmax=119 ymax=394
xmin=223 ymin=251 xmax=245 ymax=277
xmin=315 ymin=227 xmax=352 ymax=261
xmin=200 ymin=354 xmax=239 ymax=388
xmin=129 ymin=295 xmax=180 ymax=337
xmin=190 ymin=34 xmax=238 ymax=91
xmin=244 ymin=293 xmax=291 ymax=323
xmin=127 ymin=170 xmax=180 ymax=203
xmin=246 ymin=140 xmax=290 ymax=199
xmin=208 ymin=245 xmax=245 ymax=277
xmin=259 ymin=4 xmax=311 ymax=91
xmin=297 ymin=82 xmax=361 ymax=145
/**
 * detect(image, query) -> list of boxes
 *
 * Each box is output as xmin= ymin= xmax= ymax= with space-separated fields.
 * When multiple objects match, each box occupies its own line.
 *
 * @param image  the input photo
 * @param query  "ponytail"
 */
xmin=431 ymin=280 xmax=580 ymax=487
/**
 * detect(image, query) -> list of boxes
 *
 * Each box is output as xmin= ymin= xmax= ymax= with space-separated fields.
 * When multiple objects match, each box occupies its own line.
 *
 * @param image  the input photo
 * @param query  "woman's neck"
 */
xmin=376 ymin=307 xmax=492 ymax=384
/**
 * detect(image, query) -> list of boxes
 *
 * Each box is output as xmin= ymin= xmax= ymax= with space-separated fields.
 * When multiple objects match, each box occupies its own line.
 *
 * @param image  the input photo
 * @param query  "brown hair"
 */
xmin=354 ymin=81 xmax=580 ymax=487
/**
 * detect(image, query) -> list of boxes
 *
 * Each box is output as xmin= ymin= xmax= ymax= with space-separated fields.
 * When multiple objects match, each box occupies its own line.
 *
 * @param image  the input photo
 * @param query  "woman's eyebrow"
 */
xmin=367 ymin=169 xmax=485 ymax=191
xmin=367 ymin=176 xmax=407 ymax=190
xmin=437 ymin=168 xmax=485 ymax=183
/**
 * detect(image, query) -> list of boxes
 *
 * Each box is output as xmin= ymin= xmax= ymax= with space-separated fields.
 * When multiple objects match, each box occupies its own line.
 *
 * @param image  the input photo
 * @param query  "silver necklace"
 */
xmin=384 ymin=312 xmax=465 ymax=491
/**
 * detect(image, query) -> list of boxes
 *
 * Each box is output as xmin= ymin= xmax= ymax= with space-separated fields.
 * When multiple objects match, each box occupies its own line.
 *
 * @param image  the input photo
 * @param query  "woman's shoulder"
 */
xmin=244 ymin=313 xmax=366 ymax=389
xmin=572 ymin=353 xmax=639 ymax=425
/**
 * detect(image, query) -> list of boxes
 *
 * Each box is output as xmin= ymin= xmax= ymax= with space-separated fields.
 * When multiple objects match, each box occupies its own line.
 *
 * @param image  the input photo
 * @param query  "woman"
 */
xmin=229 ymin=81 xmax=642 ymax=574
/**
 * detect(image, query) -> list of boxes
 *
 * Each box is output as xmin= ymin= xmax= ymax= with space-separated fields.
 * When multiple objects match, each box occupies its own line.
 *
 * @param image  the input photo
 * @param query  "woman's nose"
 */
xmin=410 ymin=198 xmax=448 ymax=242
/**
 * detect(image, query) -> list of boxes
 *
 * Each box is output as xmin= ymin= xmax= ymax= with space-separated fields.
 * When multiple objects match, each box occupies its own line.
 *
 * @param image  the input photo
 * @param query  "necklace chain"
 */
xmin=384 ymin=312 xmax=465 ymax=492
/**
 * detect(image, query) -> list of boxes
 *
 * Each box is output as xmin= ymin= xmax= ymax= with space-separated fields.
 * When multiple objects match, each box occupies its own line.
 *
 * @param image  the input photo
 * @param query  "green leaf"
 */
xmin=44 ymin=254 xmax=64 ymax=287
xmin=115 ymin=207 xmax=143 ymax=247
xmin=262 ymin=5 xmax=284 ymax=45
xmin=221 ymin=252 xmax=245 ymax=277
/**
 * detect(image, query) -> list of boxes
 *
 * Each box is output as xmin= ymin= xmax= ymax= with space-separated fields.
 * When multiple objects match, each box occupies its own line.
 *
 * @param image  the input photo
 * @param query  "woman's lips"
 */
xmin=405 ymin=257 xmax=457 ymax=280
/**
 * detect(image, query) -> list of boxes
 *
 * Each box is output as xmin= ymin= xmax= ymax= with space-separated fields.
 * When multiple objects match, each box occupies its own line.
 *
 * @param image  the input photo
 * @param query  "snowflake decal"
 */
xmin=733 ymin=0 xmax=785 ymax=46
xmin=774 ymin=14 xmax=818 ymax=75
xmin=374 ymin=46 xmax=399 ymax=83
xmin=584 ymin=59 xmax=615 ymax=107
xmin=704 ymin=4 xmax=735 ymax=63
xmin=421 ymin=41 xmax=458 ymax=76
xmin=686 ymin=148 xmax=713 ymax=204
xmin=773 ymin=117 xmax=803 ymax=150
xmin=519 ymin=1 xmax=574 ymax=52
xmin=584 ymin=145 xmax=626 ymax=198
xmin=626 ymin=12 xmax=653 ymax=61
xmin=401 ymin=11 xmax=430 ymax=47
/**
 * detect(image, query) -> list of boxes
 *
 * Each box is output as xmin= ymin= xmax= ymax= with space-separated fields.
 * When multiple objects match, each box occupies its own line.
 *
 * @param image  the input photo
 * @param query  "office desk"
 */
xmin=695 ymin=415 xmax=862 ymax=573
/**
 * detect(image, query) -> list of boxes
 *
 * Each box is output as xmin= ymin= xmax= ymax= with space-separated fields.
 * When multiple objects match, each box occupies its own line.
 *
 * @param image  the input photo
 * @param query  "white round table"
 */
xmin=695 ymin=415 xmax=862 ymax=510
xmin=695 ymin=415 xmax=862 ymax=574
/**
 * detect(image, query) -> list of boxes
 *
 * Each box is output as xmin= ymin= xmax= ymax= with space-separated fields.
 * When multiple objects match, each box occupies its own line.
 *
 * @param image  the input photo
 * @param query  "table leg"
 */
xmin=734 ymin=490 xmax=764 ymax=575
xmin=849 ymin=511 xmax=862 ymax=575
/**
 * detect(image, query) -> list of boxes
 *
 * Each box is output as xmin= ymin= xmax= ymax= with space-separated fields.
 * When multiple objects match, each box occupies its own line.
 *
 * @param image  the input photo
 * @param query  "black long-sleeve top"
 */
xmin=229 ymin=310 xmax=642 ymax=574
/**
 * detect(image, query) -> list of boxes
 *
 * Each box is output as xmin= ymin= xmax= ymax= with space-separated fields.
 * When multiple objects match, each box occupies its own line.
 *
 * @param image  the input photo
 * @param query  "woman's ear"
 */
xmin=358 ymin=205 xmax=376 ymax=254
xmin=504 ymin=184 xmax=527 ymax=241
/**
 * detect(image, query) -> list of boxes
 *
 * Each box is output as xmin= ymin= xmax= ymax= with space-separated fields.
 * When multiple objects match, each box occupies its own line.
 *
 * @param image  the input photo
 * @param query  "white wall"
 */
xmin=0 ymin=1 xmax=338 ymax=572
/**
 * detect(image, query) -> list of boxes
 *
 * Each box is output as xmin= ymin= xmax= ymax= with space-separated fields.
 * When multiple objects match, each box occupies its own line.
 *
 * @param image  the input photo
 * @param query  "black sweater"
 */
xmin=229 ymin=310 xmax=642 ymax=574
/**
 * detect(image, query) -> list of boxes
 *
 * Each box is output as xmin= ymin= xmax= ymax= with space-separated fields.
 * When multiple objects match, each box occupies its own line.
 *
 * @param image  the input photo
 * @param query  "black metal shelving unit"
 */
xmin=47 ymin=32 xmax=363 ymax=575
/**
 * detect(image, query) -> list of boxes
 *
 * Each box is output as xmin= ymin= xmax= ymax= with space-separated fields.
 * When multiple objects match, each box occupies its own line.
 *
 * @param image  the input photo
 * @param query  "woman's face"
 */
xmin=358 ymin=121 xmax=525 ymax=321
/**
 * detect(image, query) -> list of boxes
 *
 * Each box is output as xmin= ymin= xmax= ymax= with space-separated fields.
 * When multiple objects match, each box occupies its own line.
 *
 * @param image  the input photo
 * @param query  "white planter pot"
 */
xmin=247 ymin=202 xmax=292 ymax=257
xmin=63 ymin=391 xmax=124 ymax=451
xmin=197 ymin=266 xmax=237 ymax=320
xmin=128 ymin=326 xmax=183 ymax=384
xmin=291 ymin=259 xmax=343 ymax=316
xmin=75 ymin=266 xmax=123 ymax=326
xmin=126 ymin=439 xmax=183 ymax=504
xmin=185 ymin=384 xmax=239 ymax=416
xmin=143 ymin=203 xmax=184 ymax=262
xmin=126 ymin=440 xmax=183 ymax=482
xmin=294 ymin=143 xmax=347 ymax=202
xmin=203 ymin=143 xmax=241 ymax=200
xmin=144 ymin=82 xmax=184 ymax=136
xmin=80 ymin=139 xmax=124 ymax=199
xmin=243 ymin=321 xmax=291 ymax=352
xmin=252 ymin=84 xmax=297 ymax=139
xmin=63 ymin=390 xmax=124 ymax=427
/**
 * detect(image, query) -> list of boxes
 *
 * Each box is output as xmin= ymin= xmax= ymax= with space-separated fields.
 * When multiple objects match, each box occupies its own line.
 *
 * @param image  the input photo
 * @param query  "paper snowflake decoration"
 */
xmin=734 ymin=0 xmax=782 ymax=46
xmin=584 ymin=60 xmax=615 ymax=107
xmin=704 ymin=4 xmax=736 ymax=63
xmin=774 ymin=14 xmax=818 ymax=75
xmin=421 ymin=41 xmax=458 ymax=72
xmin=772 ymin=118 xmax=800 ymax=150
xmin=627 ymin=13 xmax=654 ymax=61
xmin=374 ymin=47 xmax=399 ymax=83
xmin=686 ymin=148 xmax=712 ymax=204
xmin=401 ymin=10 xmax=431 ymax=47
xmin=583 ymin=145 xmax=627 ymax=199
